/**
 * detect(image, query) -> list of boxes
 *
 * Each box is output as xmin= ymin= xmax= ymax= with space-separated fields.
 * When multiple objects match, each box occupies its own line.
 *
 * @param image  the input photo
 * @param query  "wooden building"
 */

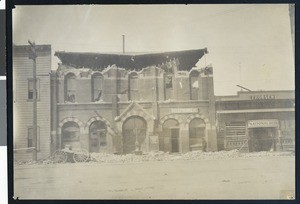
xmin=13 ymin=45 xmax=52 ymax=160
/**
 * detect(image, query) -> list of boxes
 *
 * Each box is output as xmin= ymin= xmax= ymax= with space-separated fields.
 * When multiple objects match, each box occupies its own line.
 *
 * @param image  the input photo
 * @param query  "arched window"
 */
xmin=160 ymin=119 xmax=180 ymax=152
xmin=189 ymin=118 xmax=206 ymax=151
xmin=122 ymin=116 xmax=147 ymax=154
xmin=91 ymin=73 xmax=103 ymax=102
xmin=89 ymin=121 xmax=107 ymax=152
xmin=190 ymin=71 xmax=200 ymax=100
xmin=164 ymin=74 xmax=173 ymax=100
xmin=62 ymin=121 xmax=80 ymax=149
xmin=65 ymin=73 xmax=76 ymax=102
xmin=129 ymin=72 xmax=139 ymax=101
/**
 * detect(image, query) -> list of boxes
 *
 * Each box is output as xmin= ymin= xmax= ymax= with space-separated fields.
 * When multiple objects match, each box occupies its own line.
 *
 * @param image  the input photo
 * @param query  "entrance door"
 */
xmin=161 ymin=119 xmax=180 ymax=153
xmin=122 ymin=117 xmax=147 ymax=154
xmin=249 ymin=127 xmax=276 ymax=152
xmin=171 ymin=128 xmax=179 ymax=152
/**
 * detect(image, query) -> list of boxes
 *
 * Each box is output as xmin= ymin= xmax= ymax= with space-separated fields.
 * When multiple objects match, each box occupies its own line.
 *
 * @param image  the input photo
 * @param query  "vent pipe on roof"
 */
xmin=122 ymin=35 xmax=125 ymax=54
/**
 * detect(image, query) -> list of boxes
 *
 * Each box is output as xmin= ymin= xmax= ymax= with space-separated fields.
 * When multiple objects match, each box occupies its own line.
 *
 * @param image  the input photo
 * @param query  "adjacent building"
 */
xmin=13 ymin=45 xmax=52 ymax=160
xmin=216 ymin=91 xmax=295 ymax=152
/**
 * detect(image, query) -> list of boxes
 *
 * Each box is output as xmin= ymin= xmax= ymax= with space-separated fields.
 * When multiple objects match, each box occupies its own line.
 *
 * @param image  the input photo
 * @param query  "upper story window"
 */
xmin=164 ymin=74 xmax=173 ymax=100
xmin=190 ymin=71 xmax=199 ymax=100
xmin=92 ymin=73 xmax=103 ymax=102
xmin=65 ymin=73 xmax=76 ymax=103
xmin=129 ymin=73 xmax=139 ymax=101
xmin=28 ymin=78 xmax=40 ymax=101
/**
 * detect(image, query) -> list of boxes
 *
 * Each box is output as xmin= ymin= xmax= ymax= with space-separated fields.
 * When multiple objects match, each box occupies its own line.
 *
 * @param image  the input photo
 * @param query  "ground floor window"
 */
xmin=62 ymin=121 xmax=80 ymax=149
xmin=89 ymin=121 xmax=107 ymax=153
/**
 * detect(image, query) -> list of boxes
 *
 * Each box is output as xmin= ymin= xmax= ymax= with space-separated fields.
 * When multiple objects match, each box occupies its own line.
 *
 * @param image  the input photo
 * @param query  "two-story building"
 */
xmin=52 ymin=49 xmax=217 ymax=154
xmin=13 ymin=45 xmax=52 ymax=160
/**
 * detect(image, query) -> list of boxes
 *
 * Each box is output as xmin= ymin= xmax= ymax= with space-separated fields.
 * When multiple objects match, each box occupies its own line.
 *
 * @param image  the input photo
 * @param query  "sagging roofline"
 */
xmin=54 ymin=48 xmax=208 ymax=71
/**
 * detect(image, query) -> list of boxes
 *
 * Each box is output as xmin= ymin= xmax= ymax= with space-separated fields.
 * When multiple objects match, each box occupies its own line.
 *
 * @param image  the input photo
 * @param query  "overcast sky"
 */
xmin=13 ymin=4 xmax=294 ymax=95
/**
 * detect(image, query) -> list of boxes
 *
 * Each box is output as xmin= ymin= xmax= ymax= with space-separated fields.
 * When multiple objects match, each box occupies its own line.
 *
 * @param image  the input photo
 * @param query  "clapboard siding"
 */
xmin=13 ymin=45 xmax=52 ymax=160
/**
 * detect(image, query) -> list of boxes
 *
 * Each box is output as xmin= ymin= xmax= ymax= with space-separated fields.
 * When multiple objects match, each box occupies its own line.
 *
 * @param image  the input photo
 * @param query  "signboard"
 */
xmin=250 ymin=95 xmax=275 ymax=100
xmin=247 ymin=119 xmax=279 ymax=128
xmin=171 ymin=108 xmax=198 ymax=114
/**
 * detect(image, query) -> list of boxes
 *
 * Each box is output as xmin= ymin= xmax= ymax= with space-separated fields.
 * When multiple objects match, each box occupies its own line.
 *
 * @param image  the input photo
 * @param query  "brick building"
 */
xmin=52 ymin=49 xmax=217 ymax=154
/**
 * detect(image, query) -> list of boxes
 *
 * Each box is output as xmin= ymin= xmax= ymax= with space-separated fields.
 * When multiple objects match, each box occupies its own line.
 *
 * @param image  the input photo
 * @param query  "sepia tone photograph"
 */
xmin=12 ymin=4 xmax=295 ymax=200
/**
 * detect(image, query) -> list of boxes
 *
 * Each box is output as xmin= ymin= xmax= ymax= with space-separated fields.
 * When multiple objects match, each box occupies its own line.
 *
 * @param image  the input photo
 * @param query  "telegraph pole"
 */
xmin=28 ymin=40 xmax=38 ymax=161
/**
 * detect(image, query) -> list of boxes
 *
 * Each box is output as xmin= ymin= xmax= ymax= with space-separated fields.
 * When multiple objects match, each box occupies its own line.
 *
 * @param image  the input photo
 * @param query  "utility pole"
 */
xmin=28 ymin=40 xmax=38 ymax=161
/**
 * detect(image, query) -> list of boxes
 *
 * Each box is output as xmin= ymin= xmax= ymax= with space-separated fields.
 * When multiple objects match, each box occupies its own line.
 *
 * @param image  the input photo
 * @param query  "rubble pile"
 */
xmin=90 ymin=150 xmax=293 ymax=163
xmin=90 ymin=151 xmax=171 ymax=163
xmin=15 ymin=150 xmax=294 ymax=165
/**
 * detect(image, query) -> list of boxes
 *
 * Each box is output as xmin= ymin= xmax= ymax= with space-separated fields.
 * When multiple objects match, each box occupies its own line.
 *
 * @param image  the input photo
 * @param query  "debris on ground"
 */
xmin=14 ymin=150 xmax=294 ymax=165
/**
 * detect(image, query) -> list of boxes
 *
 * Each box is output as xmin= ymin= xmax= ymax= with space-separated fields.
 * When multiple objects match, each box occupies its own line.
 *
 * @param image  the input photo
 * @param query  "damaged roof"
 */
xmin=54 ymin=48 xmax=208 ymax=71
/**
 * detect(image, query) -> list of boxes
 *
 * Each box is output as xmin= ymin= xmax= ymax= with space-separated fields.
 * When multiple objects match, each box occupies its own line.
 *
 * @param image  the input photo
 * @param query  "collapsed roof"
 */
xmin=54 ymin=48 xmax=208 ymax=71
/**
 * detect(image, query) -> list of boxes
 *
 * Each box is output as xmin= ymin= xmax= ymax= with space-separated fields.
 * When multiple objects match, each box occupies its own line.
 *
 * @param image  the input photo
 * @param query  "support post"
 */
xmin=28 ymin=40 xmax=37 ymax=161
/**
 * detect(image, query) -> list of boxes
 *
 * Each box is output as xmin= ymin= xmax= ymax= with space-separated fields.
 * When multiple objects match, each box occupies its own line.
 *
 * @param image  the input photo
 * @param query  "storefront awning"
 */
xmin=217 ymin=108 xmax=295 ymax=114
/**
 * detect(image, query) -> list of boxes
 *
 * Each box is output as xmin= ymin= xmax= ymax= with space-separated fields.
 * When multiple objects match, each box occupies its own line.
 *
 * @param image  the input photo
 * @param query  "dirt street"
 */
xmin=14 ymin=156 xmax=295 ymax=200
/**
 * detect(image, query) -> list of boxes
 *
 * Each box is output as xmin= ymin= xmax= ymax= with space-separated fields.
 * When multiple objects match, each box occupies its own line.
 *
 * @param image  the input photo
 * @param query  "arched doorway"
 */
xmin=62 ymin=121 xmax=80 ymax=149
xmin=189 ymin=118 xmax=206 ymax=151
xmin=89 ymin=121 xmax=107 ymax=153
xmin=122 ymin=116 xmax=147 ymax=154
xmin=160 ymin=119 xmax=180 ymax=153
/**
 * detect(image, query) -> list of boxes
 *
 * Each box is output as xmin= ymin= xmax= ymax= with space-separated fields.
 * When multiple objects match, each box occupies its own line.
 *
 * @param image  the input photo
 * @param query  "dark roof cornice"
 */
xmin=55 ymin=48 xmax=208 ymax=71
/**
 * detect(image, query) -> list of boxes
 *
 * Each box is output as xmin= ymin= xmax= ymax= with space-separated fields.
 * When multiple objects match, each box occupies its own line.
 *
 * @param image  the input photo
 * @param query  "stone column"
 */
xmin=206 ymin=123 xmax=218 ymax=152
xmin=180 ymin=128 xmax=190 ymax=153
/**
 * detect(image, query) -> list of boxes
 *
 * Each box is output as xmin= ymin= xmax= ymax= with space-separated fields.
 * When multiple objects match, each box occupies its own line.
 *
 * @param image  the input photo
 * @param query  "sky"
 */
xmin=13 ymin=4 xmax=294 ymax=95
